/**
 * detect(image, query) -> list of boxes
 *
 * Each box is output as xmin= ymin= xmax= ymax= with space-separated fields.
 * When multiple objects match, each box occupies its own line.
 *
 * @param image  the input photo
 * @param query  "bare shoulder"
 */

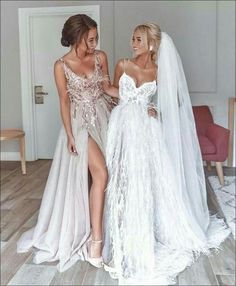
xmin=96 ymin=49 xmax=107 ymax=57
xmin=54 ymin=58 xmax=65 ymax=77
xmin=54 ymin=59 xmax=63 ymax=70
xmin=54 ymin=51 xmax=72 ymax=67
xmin=95 ymin=50 xmax=108 ymax=62
xmin=115 ymin=58 xmax=131 ymax=74
xmin=116 ymin=58 xmax=127 ymax=69
xmin=54 ymin=53 xmax=68 ymax=66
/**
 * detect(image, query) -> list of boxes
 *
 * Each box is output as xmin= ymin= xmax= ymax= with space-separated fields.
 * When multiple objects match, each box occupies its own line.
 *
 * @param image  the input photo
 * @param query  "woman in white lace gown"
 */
xmin=17 ymin=14 xmax=118 ymax=272
xmin=103 ymin=23 xmax=231 ymax=285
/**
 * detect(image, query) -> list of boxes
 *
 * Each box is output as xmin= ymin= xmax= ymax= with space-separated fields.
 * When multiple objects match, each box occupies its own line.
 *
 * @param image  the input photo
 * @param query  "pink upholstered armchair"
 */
xmin=192 ymin=105 xmax=230 ymax=185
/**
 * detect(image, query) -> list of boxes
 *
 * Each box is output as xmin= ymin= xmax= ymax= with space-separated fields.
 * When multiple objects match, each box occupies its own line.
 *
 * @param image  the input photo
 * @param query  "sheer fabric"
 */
xmin=103 ymin=35 xmax=231 ymax=285
xmin=17 ymin=52 xmax=113 ymax=272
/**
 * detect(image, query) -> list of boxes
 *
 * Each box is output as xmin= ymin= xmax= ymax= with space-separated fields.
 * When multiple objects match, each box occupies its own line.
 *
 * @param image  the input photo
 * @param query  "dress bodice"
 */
xmin=119 ymin=72 xmax=157 ymax=106
xmin=59 ymin=52 xmax=108 ymax=127
xmin=60 ymin=52 xmax=104 ymax=103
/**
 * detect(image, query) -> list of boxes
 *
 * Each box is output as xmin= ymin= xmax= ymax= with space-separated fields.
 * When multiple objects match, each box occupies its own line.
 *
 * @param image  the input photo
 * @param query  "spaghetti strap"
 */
xmin=59 ymin=58 xmax=64 ymax=62
xmin=123 ymin=58 xmax=126 ymax=73
xmin=57 ymin=58 xmax=69 ymax=79
xmin=94 ymin=51 xmax=101 ymax=70
xmin=58 ymin=58 xmax=66 ymax=68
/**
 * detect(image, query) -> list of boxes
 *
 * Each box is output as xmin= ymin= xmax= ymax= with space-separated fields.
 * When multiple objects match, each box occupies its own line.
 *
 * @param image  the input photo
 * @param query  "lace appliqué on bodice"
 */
xmin=59 ymin=52 xmax=109 ymax=128
xmin=119 ymin=72 xmax=157 ymax=106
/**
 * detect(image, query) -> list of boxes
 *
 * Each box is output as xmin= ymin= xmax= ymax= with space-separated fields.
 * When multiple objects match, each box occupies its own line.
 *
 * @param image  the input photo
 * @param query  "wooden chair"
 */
xmin=0 ymin=129 xmax=26 ymax=174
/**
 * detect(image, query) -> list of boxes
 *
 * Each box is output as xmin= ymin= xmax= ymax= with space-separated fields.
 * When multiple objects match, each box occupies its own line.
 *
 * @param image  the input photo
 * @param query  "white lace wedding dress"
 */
xmin=102 ymin=71 xmax=231 ymax=285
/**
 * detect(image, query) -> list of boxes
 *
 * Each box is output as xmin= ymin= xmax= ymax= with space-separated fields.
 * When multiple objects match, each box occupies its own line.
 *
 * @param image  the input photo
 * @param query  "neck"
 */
xmin=134 ymin=52 xmax=152 ymax=69
xmin=71 ymin=46 xmax=87 ymax=59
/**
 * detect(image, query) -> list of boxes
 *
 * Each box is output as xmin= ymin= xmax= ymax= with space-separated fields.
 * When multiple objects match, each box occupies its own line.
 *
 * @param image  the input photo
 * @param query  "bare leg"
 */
xmin=88 ymin=137 xmax=107 ymax=257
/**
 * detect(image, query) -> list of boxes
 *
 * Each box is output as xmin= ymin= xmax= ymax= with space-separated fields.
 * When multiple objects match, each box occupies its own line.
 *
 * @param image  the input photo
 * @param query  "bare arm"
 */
xmin=98 ymin=51 xmax=119 ymax=98
xmin=54 ymin=61 xmax=77 ymax=154
xmin=113 ymin=59 xmax=124 ymax=88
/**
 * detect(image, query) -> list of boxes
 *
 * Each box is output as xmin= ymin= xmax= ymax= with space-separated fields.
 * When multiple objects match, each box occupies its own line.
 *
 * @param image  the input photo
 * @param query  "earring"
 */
xmin=150 ymin=46 xmax=153 ymax=51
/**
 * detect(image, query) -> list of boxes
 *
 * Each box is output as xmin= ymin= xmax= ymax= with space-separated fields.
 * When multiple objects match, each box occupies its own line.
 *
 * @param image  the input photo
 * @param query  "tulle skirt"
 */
xmin=17 ymin=96 xmax=111 ymax=272
xmin=103 ymin=102 xmax=230 ymax=285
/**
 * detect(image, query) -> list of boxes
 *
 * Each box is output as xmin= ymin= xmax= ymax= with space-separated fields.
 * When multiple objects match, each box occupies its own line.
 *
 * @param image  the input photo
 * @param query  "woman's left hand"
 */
xmin=148 ymin=108 xmax=158 ymax=118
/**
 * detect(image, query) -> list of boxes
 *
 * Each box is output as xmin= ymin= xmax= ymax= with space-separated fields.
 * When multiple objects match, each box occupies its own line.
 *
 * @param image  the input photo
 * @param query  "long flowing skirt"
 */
xmin=17 ymin=96 xmax=111 ymax=272
xmin=103 ymin=102 xmax=231 ymax=285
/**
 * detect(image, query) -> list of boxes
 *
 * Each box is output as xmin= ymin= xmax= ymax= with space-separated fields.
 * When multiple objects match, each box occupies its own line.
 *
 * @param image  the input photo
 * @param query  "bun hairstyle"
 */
xmin=133 ymin=23 xmax=161 ymax=61
xmin=61 ymin=14 xmax=98 ymax=47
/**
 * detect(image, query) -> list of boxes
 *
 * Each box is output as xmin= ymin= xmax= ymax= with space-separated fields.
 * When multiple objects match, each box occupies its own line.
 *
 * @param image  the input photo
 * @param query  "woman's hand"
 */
xmin=148 ymin=107 xmax=158 ymax=118
xmin=67 ymin=135 xmax=78 ymax=155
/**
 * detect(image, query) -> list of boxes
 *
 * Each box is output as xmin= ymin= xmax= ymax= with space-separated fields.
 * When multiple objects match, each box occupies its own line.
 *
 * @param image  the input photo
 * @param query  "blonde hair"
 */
xmin=133 ymin=23 xmax=161 ymax=61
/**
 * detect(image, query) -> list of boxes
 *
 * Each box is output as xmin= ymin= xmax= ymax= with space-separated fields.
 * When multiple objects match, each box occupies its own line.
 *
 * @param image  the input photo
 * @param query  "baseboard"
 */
xmin=0 ymin=152 xmax=20 ymax=161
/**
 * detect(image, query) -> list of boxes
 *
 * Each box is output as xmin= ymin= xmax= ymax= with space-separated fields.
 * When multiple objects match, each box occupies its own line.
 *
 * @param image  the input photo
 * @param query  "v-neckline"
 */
xmin=60 ymin=53 xmax=97 ymax=80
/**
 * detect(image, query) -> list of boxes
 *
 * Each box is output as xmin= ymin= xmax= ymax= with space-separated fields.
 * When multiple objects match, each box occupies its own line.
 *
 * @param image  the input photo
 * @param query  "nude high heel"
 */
xmin=86 ymin=235 xmax=103 ymax=268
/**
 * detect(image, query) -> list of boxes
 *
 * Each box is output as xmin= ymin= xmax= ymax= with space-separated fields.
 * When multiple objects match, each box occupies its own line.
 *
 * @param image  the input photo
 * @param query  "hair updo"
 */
xmin=61 ymin=14 xmax=97 ymax=47
xmin=133 ymin=23 xmax=161 ymax=62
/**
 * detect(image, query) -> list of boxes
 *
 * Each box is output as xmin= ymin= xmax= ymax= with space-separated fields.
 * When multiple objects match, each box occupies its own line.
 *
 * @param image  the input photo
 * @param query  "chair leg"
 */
xmin=206 ymin=161 xmax=212 ymax=171
xmin=215 ymin=162 xmax=224 ymax=186
xmin=19 ymin=136 xmax=26 ymax=175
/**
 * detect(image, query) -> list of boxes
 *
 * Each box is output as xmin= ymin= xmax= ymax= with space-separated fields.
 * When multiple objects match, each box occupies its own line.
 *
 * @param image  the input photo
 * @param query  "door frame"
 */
xmin=18 ymin=5 xmax=100 ymax=161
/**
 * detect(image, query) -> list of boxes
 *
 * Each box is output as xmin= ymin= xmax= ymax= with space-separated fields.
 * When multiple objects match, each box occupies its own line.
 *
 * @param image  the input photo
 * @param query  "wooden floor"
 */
xmin=1 ymin=160 xmax=235 ymax=285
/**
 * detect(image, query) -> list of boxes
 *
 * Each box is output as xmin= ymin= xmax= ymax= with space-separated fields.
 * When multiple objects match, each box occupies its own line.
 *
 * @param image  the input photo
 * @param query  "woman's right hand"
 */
xmin=67 ymin=135 xmax=78 ymax=155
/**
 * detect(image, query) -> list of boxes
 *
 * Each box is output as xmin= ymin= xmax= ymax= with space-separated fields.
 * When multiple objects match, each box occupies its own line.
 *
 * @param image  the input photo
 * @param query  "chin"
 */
xmin=134 ymin=50 xmax=145 ymax=57
xmin=88 ymin=49 xmax=95 ymax=54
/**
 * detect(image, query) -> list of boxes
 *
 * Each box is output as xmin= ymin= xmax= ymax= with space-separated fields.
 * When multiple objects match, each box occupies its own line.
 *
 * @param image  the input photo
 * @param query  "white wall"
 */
xmin=113 ymin=1 xmax=235 ymax=128
xmin=1 ymin=0 xmax=235 ymax=156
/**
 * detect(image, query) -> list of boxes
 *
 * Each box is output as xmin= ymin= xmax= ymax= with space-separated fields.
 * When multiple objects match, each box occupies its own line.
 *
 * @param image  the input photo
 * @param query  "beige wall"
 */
xmin=1 ymin=1 xmax=235 ymax=154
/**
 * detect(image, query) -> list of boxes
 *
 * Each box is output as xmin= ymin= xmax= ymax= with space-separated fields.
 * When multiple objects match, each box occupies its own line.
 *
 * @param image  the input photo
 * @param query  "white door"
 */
xmin=19 ymin=6 xmax=100 ymax=160
xmin=33 ymin=15 xmax=68 ymax=159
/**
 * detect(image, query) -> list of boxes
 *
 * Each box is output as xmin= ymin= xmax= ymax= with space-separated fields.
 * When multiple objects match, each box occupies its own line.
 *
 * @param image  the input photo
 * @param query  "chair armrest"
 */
xmin=206 ymin=123 xmax=230 ymax=160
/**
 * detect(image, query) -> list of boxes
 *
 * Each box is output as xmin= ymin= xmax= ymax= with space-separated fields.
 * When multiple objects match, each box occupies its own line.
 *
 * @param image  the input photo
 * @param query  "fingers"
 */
xmin=72 ymin=146 xmax=78 ymax=155
xmin=148 ymin=110 xmax=158 ymax=118
xmin=68 ymin=145 xmax=78 ymax=155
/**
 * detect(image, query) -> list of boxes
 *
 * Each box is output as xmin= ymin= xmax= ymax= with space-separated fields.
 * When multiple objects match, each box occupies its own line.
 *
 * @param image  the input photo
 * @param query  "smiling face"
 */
xmin=75 ymin=27 xmax=98 ymax=54
xmin=131 ymin=29 xmax=149 ymax=57
xmin=85 ymin=27 xmax=98 ymax=53
xmin=131 ymin=23 xmax=162 ymax=62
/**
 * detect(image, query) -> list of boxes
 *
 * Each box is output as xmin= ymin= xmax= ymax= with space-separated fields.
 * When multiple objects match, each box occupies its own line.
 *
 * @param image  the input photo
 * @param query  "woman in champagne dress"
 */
xmin=17 ymin=14 xmax=117 ymax=272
